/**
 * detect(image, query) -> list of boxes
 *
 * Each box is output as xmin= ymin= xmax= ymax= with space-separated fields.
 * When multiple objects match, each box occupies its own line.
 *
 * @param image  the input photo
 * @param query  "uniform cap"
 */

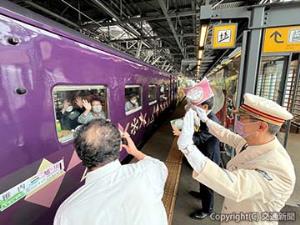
xmin=239 ymin=93 xmax=293 ymax=126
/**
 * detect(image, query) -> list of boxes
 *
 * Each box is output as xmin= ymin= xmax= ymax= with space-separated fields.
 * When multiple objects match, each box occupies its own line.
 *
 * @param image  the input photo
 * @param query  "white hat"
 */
xmin=239 ymin=93 xmax=293 ymax=126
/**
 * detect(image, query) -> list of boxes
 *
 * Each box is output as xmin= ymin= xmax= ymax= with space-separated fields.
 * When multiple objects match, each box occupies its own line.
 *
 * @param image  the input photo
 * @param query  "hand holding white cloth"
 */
xmin=177 ymin=109 xmax=207 ymax=173
xmin=192 ymin=106 xmax=208 ymax=123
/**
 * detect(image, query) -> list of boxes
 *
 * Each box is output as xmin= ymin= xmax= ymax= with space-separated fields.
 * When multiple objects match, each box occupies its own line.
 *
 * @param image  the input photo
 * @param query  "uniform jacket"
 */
xmin=192 ymin=119 xmax=296 ymax=225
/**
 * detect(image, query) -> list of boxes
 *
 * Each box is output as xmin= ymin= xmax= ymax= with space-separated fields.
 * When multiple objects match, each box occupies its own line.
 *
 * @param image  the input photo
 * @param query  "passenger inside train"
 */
xmin=125 ymin=94 xmax=140 ymax=112
xmin=148 ymin=84 xmax=157 ymax=105
xmin=57 ymin=99 xmax=81 ymax=130
xmin=78 ymin=96 xmax=106 ymax=124
xmin=53 ymin=86 xmax=108 ymax=142
xmin=74 ymin=94 xmax=89 ymax=112
xmin=160 ymin=84 xmax=168 ymax=101
xmin=125 ymin=85 xmax=142 ymax=114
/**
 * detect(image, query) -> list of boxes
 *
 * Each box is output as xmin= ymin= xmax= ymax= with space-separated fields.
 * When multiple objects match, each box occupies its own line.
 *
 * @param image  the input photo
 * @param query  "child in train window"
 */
xmin=125 ymin=86 xmax=142 ymax=114
xmin=78 ymin=96 xmax=106 ymax=124
xmin=125 ymin=93 xmax=140 ymax=112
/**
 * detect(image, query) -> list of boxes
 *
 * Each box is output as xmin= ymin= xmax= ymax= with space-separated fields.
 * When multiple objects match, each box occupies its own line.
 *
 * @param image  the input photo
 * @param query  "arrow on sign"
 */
xmin=270 ymin=31 xmax=284 ymax=43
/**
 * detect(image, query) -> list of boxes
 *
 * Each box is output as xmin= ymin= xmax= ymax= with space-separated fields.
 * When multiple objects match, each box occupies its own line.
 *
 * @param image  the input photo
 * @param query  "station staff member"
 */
xmin=177 ymin=93 xmax=295 ymax=225
xmin=189 ymin=97 xmax=221 ymax=220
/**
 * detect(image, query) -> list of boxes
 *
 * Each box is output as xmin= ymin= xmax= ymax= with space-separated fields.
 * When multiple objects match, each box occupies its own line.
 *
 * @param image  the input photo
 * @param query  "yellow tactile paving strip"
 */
xmin=162 ymin=137 xmax=183 ymax=225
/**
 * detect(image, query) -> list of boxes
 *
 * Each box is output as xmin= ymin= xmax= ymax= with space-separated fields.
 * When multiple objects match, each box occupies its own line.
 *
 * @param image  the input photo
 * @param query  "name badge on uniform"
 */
xmin=255 ymin=169 xmax=273 ymax=181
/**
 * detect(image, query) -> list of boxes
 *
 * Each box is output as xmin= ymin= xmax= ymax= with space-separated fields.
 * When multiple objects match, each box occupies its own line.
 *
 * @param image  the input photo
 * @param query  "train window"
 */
xmin=148 ymin=85 xmax=157 ymax=105
xmin=125 ymin=85 xmax=142 ymax=115
xmin=160 ymin=84 xmax=169 ymax=101
xmin=52 ymin=85 xmax=108 ymax=143
xmin=166 ymin=85 xmax=170 ymax=96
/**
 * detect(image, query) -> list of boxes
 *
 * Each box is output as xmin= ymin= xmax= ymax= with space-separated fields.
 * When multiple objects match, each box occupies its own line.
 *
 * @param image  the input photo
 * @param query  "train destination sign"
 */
xmin=263 ymin=26 xmax=300 ymax=53
xmin=0 ymin=159 xmax=65 ymax=211
xmin=212 ymin=23 xmax=237 ymax=49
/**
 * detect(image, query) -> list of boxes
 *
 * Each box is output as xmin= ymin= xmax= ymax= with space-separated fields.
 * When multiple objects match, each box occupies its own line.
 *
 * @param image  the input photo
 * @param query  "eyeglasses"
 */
xmin=236 ymin=114 xmax=262 ymax=123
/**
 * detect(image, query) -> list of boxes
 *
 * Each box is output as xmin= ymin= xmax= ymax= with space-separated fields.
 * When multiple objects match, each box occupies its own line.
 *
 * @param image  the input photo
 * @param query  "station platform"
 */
xmin=138 ymin=103 xmax=300 ymax=225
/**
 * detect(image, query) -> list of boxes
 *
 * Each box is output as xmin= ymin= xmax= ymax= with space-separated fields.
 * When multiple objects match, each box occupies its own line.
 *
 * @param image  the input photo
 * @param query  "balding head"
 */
xmin=74 ymin=119 xmax=121 ymax=169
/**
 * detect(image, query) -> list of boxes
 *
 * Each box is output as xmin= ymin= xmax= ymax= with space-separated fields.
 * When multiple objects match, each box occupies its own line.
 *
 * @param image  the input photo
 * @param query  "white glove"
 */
xmin=184 ymin=102 xmax=201 ymax=126
xmin=192 ymin=106 xmax=208 ymax=123
xmin=184 ymin=145 xmax=207 ymax=173
xmin=193 ymin=113 xmax=200 ymax=127
xmin=177 ymin=109 xmax=207 ymax=173
xmin=177 ymin=109 xmax=194 ymax=151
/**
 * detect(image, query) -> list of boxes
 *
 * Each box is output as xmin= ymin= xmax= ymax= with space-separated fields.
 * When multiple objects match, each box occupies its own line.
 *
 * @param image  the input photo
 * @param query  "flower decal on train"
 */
xmin=148 ymin=114 xmax=155 ymax=125
xmin=138 ymin=112 xmax=147 ymax=128
xmin=157 ymin=105 xmax=161 ymax=114
xmin=130 ymin=118 xmax=139 ymax=135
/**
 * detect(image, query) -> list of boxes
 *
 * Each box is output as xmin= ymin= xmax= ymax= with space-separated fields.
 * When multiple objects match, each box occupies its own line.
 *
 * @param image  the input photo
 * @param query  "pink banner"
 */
xmin=184 ymin=77 xmax=214 ymax=105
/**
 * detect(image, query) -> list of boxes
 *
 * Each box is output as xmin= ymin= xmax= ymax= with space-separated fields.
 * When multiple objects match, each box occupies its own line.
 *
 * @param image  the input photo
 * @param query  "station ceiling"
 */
xmin=9 ymin=0 xmax=263 ymax=76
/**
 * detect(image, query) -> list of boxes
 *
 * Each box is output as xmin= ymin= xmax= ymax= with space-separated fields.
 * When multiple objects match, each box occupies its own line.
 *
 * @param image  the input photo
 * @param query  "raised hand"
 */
xmin=121 ymin=132 xmax=139 ymax=155
xmin=192 ymin=105 xmax=208 ymax=123
xmin=82 ymin=99 xmax=92 ymax=112
xmin=75 ymin=97 xmax=84 ymax=108
xmin=121 ymin=132 xmax=146 ymax=160
xmin=177 ymin=109 xmax=194 ymax=151
xmin=172 ymin=126 xmax=181 ymax=136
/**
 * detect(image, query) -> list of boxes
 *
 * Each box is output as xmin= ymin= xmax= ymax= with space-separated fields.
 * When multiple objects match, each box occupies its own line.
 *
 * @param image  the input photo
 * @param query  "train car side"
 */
xmin=0 ymin=6 xmax=174 ymax=225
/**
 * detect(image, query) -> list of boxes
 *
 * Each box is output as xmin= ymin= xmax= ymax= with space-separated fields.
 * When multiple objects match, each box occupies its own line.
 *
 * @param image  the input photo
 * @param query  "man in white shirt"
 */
xmin=54 ymin=119 xmax=168 ymax=225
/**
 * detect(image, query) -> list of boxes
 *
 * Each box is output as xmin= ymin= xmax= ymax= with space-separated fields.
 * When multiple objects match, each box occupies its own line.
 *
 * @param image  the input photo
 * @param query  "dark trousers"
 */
xmin=200 ymin=183 xmax=214 ymax=213
xmin=199 ymin=151 xmax=219 ymax=213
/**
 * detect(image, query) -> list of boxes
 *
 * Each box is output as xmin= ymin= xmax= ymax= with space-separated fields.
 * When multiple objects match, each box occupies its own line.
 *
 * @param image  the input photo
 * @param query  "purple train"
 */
xmin=0 ymin=1 xmax=177 ymax=224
